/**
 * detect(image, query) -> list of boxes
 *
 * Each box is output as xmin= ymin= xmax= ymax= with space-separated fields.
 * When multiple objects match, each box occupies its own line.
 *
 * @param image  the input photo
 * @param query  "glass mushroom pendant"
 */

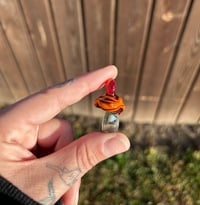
xmin=94 ymin=79 xmax=125 ymax=132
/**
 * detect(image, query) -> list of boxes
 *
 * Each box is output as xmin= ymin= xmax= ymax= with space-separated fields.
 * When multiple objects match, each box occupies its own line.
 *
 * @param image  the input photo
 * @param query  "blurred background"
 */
xmin=0 ymin=0 xmax=200 ymax=204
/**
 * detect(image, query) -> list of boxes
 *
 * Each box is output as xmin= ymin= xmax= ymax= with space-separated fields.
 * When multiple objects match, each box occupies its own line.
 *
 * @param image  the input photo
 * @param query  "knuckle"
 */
xmin=77 ymin=80 xmax=90 ymax=97
xmin=76 ymin=143 xmax=101 ymax=171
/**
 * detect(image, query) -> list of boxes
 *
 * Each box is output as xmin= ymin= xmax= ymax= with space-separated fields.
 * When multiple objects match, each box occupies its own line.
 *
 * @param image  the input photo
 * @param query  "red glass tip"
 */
xmin=106 ymin=79 xmax=116 ymax=95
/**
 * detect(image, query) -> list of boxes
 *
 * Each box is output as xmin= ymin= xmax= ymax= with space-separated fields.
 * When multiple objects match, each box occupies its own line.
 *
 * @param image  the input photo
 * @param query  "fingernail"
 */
xmin=103 ymin=134 xmax=130 ymax=157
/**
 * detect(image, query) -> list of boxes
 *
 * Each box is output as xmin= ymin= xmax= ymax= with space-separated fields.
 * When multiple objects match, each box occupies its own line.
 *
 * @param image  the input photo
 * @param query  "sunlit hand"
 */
xmin=0 ymin=66 xmax=130 ymax=205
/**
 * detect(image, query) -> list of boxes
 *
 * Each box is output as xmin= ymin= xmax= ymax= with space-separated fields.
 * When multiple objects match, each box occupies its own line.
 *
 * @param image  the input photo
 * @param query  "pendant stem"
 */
xmin=102 ymin=112 xmax=119 ymax=132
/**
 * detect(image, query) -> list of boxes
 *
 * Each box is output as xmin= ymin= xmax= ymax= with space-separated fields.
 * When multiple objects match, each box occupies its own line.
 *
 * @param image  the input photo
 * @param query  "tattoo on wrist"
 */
xmin=46 ymin=163 xmax=81 ymax=187
xmin=39 ymin=178 xmax=56 ymax=205
xmin=38 ymin=163 xmax=81 ymax=205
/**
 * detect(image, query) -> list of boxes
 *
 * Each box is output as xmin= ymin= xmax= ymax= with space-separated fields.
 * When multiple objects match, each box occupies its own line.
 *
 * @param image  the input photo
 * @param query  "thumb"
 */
xmin=27 ymin=132 xmax=130 ymax=204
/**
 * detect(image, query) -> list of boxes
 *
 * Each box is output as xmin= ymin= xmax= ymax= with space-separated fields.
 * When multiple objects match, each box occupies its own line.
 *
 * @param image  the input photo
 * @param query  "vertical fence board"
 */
xmin=84 ymin=0 xmax=114 ymax=69
xmin=0 ymin=24 xmax=28 ymax=100
xmin=0 ymin=69 xmax=14 ymax=104
xmin=155 ymin=1 xmax=200 ymax=123
xmin=115 ymin=0 xmax=153 ymax=120
xmin=0 ymin=0 xmax=45 ymax=94
xmin=0 ymin=0 xmax=199 ymax=124
xmin=51 ymin=0 xmax=88 ymax=115
xmin=21 ymin=0 xmax=65 ymax=86
xmin=134 ymin=0 xmax=191 ymax=123
xmin=51 ymin=0 xmax=87 ymax=76
xmin=177 ymin=70 xmax=200 ymax=124
xmin=83 ymin=0 xmax=115 ymax=117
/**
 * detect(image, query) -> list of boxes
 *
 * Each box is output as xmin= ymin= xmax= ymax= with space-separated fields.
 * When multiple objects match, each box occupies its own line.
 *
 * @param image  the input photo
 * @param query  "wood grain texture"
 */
xmin=0 ymin=0 xmax=45 ymax=94
xmin=51 ymin=0 xmax=87 ymax=77
xmin=0 ymin=0 xmax=199 ymax=124
xmin=177 ymin=69 xmax=200 ymax=124
xmin=20 ymin=0 xmax=65 ymax=86
xmin=83 ymin=0 xmax=116 ymax=117
xmin=0 ymin=68 xmax=14 ymax=104
xmin=134 ymin=0 xmax=191 ymax=123
xmin=155 ymin=0 xmax=200 ymax=124
xmin=0 ymin=23 xmax=28 ymax=100
xmin=115 ymin=0 xmax=153 ymax=120
xmin=51 ymin=0 xmax=88 ymax=115
xmin=83 ymin=0 xmax=114 ymax=69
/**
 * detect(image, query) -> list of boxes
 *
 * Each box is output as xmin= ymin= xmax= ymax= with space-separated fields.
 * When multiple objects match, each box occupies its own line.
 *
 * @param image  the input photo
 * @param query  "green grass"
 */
xmin=79 ymin=147 xmax=200 ymax=205
xmin=63 ymin=114 xmax=200 ymax=204
xmin=1 ymin=106 xmax=200 ymax=204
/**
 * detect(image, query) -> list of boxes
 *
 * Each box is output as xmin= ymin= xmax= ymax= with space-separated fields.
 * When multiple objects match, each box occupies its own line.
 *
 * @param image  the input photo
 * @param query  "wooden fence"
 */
xmin=0 ymin=0 xmax=200 ymax=124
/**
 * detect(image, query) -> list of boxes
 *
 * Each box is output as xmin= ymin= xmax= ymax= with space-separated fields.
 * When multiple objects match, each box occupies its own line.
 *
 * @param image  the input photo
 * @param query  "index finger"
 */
xmin=1 ymin=65 xmax=118 ymax=125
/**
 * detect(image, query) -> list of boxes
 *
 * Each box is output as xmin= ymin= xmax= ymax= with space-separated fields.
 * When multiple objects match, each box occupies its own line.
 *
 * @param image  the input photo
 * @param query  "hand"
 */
xmin=0 ymin=66 xmax=130 ymax=205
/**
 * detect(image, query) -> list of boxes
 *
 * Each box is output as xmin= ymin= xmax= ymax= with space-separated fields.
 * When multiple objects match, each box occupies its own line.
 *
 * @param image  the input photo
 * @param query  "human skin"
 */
xmin=0 ymin=65 xmax=130 ymax=205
